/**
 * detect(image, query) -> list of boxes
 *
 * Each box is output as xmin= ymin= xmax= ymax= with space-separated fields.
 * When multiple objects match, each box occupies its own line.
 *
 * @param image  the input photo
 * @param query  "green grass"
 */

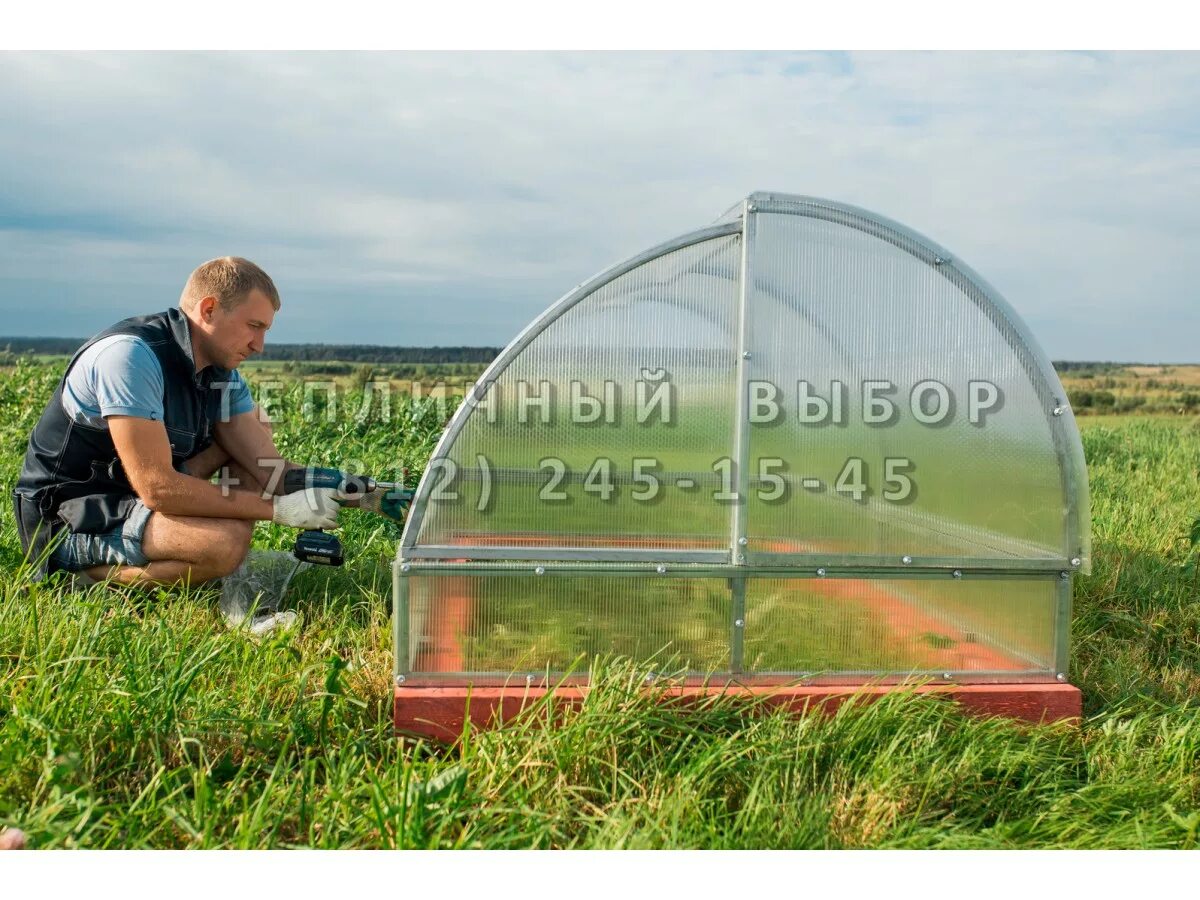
xmin=3 ymin=359 xmax=1200 ymax=848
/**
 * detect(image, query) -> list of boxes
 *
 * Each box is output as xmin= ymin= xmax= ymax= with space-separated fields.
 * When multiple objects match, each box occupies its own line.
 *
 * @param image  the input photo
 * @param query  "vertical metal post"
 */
xmin=1054 ymin=572 xmax=1072 ymax=679
xmin=729 ymin=576 xmax=747 ymax=674
xmin=1049 ymin=402 xmax=1088 ymax=574
xmin=729 ymin=200 xmax=755 ymax=565
xmin=393 ymin=559 xmax=410 ymax=680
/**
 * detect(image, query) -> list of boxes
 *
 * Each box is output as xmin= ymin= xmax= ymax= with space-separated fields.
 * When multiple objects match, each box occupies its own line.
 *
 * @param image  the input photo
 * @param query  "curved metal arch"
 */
xmin=740 ymin=192 xmax=1089 ymax=568
xmin=536 ymin=237 xmax=742 ymax=341
xmin=399 ymin=221 xmax=744 ymax=552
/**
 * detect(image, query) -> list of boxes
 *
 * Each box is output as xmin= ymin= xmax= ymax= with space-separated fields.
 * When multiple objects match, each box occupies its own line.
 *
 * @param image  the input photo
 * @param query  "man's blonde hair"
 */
xmin=180 ymin=256 xmax=281 ymax=312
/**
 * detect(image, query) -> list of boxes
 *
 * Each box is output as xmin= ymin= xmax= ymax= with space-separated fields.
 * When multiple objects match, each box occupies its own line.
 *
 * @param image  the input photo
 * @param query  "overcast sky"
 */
xmin=0 ymin=51 xmax=1196 ymax=360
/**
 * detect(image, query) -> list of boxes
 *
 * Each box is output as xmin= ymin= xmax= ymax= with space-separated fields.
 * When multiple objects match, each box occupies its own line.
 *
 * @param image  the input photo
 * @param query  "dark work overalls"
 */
xmin=11 ymin=307 xmax=231 ymax=578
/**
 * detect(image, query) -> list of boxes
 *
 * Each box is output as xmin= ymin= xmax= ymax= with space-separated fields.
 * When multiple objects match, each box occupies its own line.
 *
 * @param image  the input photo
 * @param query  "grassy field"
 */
xmin=2 ymin=360 xmax=1200 ymax=848
xmin=1059 ymin=362 xmax=1200 ymax=415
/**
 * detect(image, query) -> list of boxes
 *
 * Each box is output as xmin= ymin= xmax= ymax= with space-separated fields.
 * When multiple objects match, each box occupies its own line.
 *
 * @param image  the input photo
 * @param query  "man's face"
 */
xmin=201 ymin=289 xmax=275 ymax=370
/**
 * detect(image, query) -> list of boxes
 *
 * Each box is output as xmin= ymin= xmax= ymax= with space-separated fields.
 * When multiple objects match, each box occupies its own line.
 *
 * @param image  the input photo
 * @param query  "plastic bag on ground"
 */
xmin=220 ymin=549 xmax=307 ymax=632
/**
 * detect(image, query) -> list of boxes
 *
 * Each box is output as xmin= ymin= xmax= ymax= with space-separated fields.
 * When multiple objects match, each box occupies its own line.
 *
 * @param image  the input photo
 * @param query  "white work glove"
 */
xmin=272 ymin=487 xmax=343 ymax=530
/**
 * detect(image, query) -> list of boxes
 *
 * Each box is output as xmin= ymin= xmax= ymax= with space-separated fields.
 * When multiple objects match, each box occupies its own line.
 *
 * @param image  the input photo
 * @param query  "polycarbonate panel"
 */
xmin=744 ymin=209 xmax=1070 ymax=562
xmin=405 ymin=574 xmax=732 ymax=675
xmin=413 ymin=234 xmax=740 ymax=551
xmin=400 ymin=571 xmax=1057 ymax=678
xmin=743 ymin=577 xmax=1057 ymax=674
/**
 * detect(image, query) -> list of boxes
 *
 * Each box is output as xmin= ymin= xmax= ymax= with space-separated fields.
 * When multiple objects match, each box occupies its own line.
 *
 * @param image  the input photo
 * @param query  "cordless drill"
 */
xmin=280 ymin=466 xmax=413 ymax=565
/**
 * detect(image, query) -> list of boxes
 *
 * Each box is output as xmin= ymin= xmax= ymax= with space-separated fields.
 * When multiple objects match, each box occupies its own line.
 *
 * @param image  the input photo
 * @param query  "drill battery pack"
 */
xmin=292 ymin=529 xmax=344 ymax=566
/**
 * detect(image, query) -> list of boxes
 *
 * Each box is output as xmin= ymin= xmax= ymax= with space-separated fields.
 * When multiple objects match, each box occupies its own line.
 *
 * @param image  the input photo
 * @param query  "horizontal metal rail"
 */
xmin=396 ymin=560 xmax=1071 ymax=579
xmin=397 ymin=669 xmax=1060 ymax=687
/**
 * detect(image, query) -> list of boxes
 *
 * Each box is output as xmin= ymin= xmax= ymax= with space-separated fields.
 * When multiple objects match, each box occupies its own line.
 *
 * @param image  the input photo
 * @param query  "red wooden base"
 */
xmin=394 ymin=681 xmax=1082 ymax=743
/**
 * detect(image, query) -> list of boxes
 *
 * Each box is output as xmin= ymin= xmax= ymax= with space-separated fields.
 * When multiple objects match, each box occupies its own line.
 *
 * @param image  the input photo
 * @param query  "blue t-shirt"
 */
xmin=61 ymin=335 xmax=254 ymax=429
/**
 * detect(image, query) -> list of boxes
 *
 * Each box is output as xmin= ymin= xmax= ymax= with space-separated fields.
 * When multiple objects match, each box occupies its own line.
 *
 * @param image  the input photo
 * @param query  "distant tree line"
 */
xmin=1052 ymin=361 xmax=1126 ymax=372
xmin=253 ymin=344 xmax=501 ymax=363
xmin=1051 ymin=361 xmax=1190 ymax=372
xmin=0 ymin=338 xmax=501 ymax=364
xmin=276 ymin=360 xmax=489 ymax=379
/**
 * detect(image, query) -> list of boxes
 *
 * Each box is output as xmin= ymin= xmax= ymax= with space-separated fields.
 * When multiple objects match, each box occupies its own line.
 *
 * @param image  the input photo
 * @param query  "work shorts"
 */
xmin=12 ymin=491 xmax=154 ymax=573
xmin=50 ymin=499 xmax=154 ymax=570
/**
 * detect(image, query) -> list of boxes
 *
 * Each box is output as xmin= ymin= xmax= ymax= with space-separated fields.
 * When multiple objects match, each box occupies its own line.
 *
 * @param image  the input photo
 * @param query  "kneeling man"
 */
xmin=12 ymin=256 xmax=340 ymax=588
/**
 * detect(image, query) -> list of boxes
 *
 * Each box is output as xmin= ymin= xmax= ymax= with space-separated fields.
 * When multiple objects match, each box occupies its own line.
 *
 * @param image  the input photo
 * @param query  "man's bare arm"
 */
xmin=213 ymin=405 xmax=298 ymax=497
xmin=108 ymin=416 xmax=276 ymax=520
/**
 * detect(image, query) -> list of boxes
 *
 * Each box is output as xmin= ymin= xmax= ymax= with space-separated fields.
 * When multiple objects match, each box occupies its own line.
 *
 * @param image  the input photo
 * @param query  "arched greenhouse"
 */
xmin=392 ymin=192 xmax=1090 ymax=737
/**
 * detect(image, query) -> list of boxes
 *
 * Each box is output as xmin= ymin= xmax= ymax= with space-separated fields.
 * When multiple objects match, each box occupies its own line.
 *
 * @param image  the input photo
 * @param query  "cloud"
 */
xmin=0 ymin=51 xmax=1197 ymax=358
